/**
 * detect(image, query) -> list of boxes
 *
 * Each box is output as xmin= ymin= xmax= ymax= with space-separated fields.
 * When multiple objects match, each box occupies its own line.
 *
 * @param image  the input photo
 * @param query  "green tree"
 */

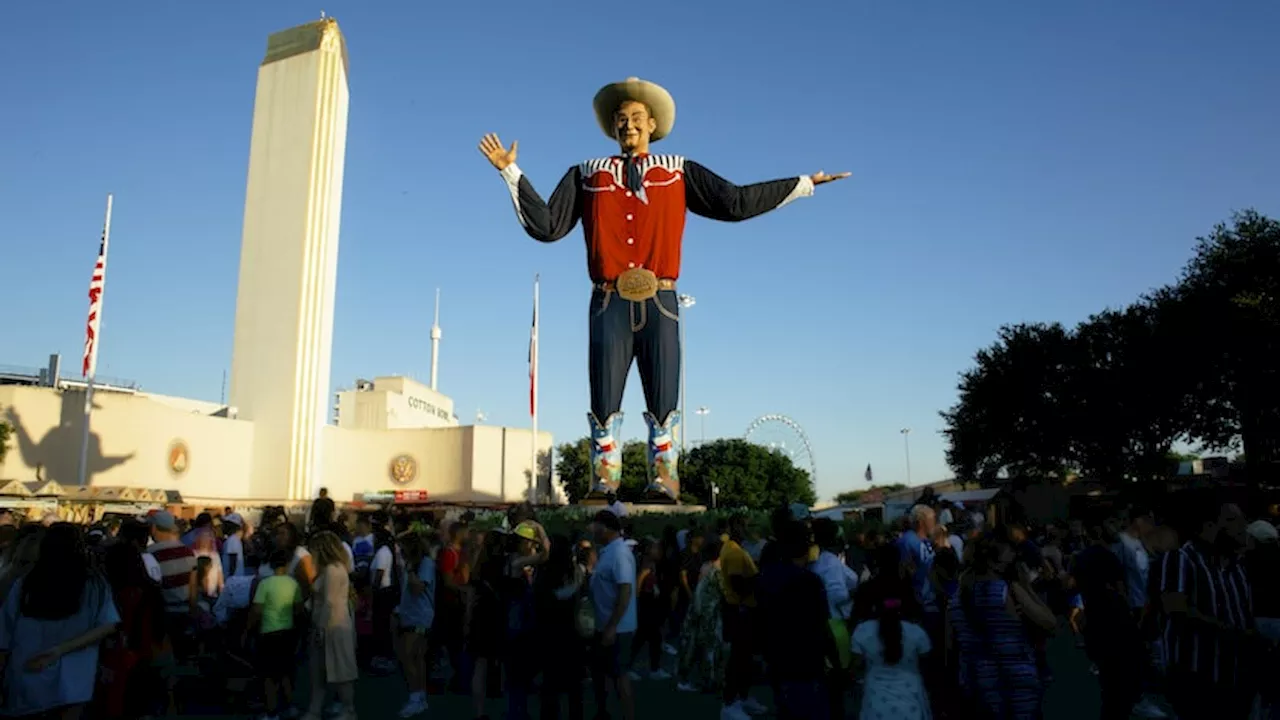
xmin=680 ymin=438 xmax=816 ymax=509
xmin=553 ymin=437 xmax=651 ymax=503
xmin=1174 ymin=210 xmax=1280 ymax=479
xmin=553 ymin=437 xmax=592 ymax=504
xmin=940 ymin=322 xmax=1078 ymax=484
xmin=618 ymin=441 xmax=650 ymax=501
xmin=1066 ymin=300 xmax=1190 ymax=483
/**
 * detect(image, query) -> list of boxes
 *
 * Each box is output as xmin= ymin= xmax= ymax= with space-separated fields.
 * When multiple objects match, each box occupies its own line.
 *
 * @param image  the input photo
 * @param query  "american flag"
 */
xmin=864 ymin=463 xmax=873 ymax=483
xmin=528 ymin=277 xmax=539 ymax=417
xmin=83 ymin=230 xmax=109 ymax=377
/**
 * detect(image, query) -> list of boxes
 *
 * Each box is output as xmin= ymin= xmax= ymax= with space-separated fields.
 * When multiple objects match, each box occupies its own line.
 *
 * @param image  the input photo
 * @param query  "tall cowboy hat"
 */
xmin=592 ymin=77 xmax=676 ymax=143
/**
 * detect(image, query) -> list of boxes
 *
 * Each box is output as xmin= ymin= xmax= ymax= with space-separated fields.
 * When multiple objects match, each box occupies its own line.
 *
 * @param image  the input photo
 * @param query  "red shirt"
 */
xmin=501 ymin=154 xmax=811 ymax=284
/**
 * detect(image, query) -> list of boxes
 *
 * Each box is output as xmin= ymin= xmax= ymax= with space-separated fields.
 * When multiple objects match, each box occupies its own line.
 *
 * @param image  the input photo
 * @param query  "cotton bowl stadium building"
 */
xmin=0 ymin=357 xmax=554 ymax=511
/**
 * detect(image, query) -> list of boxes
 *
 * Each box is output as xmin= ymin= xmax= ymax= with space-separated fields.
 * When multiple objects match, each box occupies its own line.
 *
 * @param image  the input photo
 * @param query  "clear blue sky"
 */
xmin=2 ymin=1 xmax=1277 ymax=502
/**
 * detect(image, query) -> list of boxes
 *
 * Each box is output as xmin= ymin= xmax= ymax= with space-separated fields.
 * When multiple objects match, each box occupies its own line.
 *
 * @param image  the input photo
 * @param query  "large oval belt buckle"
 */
xmin=615 ymin=268 xmax=660 ymax=302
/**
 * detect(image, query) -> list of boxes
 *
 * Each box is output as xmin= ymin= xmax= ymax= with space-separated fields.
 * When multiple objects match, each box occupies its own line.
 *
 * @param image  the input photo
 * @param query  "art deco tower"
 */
xmin=229 ymin=18 xmax=349 ymax=500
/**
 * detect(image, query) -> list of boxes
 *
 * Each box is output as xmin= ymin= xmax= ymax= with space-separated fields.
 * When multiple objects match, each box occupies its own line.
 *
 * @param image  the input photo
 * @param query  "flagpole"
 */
xmin=78 ymin=193 xmax=113 ymax=487
xmin=530 ymin=274 xmax=540 ymax=504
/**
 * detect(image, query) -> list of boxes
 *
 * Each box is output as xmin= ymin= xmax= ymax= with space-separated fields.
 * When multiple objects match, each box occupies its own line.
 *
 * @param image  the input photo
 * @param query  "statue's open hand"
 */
xmin=810 ymin=170 xmax=851 ymax=186
xmin=478 ymin=133 xmax=518 ymax=171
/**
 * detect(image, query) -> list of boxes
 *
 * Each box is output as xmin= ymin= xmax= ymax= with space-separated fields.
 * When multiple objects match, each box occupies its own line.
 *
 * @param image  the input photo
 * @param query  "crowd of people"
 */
xmin=0 ymin=487 xmax=1278 ymax=720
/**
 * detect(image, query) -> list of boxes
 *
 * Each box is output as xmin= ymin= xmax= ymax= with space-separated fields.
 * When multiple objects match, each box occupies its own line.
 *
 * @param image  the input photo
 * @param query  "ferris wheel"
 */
xmin=744 ymin=414 xmax=818 ymax=483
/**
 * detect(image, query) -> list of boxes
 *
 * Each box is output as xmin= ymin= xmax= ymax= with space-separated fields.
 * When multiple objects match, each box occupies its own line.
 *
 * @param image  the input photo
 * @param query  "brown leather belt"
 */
xmin=595 ymin=278 xmax=677 ymax=292
xmin=595 ymin=268 xmax=676 ymax=301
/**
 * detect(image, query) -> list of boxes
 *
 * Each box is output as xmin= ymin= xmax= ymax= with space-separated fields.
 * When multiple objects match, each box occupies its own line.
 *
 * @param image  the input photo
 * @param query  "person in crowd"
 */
xmin=221 ymin=513 xmax=247 ymax=578
xmin=676 ymin=527 xmax=705 ymax=637
xmin=437 ymin=519 xmax=471 ymax=693
xmin=0 ymin=522 xmax=121 ymax=719
xmin=182 ymin=512 xmax=214 ymax=547
xmin=273 ymin=521 xmax=317 ymax=591
xmin=193 ymin=528 xmax=225 ymax=601
xmin=855 ymin=543 xmax=923 ymax=625
xmin=1245 ymin=519 xmax=1280 ymax=718
xmin=1156 ymin=499 xmax=1253 ymax=720
xmin=395 ymin=530 xmax=438 ymax=718
xmin=950 ymin=527 xmax=1056 ymax=719
xmin=719 ymin=513 xmax=767 ymax=719
xmin=757 ymin=519 xmax=839 ymax=720
xmin=677 ymin=535 xmax=726 ymax=693
xmin=852 ymin=579 xmax=933 ymax=720
xmin=246 ymin=548 xmax=303 ymax=720
xmin=304 ymin=530 xmax=359 ymax=720
xmin=657 ymin=525 xmax=682 ymax=655
xmin=147 ymin=511 xmax=198 ymax=658
xmin=97 ymin=537 xmax=167 ymax=718
xmin=466 ymin=530 xmax=510 ymax=720
xmin=368 ymin=519 xmax=400 ymax=674
xmin=502 ymin=520 xmax=551 ymax=720
xmin=534 ymin=534 xmax=587 ymax=720
xmin=589 ymin=509 xmax=638 ymax=720
xmin=0 ymin=524 xmax=44 ymax=604
xmin=1073 ymin=523 xmax=1145 ymax=719
xmin=898 ymin=505 xmax=939 ymax=624
xmin=808 ymin=517 xmax=858 ymax=719
xmin=631 ymin=538 xmax=672 ymax=680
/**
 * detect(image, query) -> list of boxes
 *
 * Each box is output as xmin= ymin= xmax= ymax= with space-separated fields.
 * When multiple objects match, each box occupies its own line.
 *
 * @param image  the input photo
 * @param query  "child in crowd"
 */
xmin=247 ymin=549 xmax=303 ymax=720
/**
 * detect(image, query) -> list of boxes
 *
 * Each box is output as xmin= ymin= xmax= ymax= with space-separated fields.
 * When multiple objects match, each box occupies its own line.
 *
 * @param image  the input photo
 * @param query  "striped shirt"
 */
xmin=148 ymin=539 xmax=197 ymax=614
xmin=1156 ymin=539 xmax=1253 ymax=686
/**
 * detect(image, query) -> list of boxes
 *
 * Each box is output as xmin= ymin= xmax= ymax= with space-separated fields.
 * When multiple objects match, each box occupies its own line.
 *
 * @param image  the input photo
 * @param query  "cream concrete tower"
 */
xmin=229 ymin=18 xmax=350 ymax=501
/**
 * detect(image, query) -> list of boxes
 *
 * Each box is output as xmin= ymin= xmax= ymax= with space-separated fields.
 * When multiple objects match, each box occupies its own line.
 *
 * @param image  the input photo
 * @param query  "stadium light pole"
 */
xmin=696 ymin=406 xmax=711 ymax=445
xmin=678 ymin=294 xmax=696 ymax=455
xmin=900 ymin=428 xmax=913 ymax=485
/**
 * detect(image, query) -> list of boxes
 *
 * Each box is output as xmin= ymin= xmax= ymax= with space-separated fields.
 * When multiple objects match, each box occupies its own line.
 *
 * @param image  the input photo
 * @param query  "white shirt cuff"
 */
xmin=794 ymin=174 xmax=815 ymax=197
xmin=500 ymin=163 xmax=524 ymax=185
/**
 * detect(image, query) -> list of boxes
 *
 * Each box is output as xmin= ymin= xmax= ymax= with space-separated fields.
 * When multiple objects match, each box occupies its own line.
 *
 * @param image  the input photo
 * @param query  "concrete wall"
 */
xmin=321 ymin=424 xmax=555 ymax=504
xmin=0 ymin=386 xmax=260 ymax=500
xmin=0 ymin=386 xmax=559 ymax=505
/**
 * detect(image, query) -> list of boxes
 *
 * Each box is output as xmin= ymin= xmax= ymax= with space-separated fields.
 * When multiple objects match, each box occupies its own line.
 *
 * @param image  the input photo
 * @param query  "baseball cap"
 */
xmin=149 ymin=510 xmax=178 ymax=532
xmin=1247 ymin=520 xmax=1278 ymax=543
xmin=223 ymin=512 xmax=244 ymax=527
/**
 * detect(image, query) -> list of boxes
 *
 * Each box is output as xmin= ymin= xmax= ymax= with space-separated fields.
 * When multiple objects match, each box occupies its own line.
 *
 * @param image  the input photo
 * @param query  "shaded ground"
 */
xmin=200 ymin=629 xmax=1108 ymax=718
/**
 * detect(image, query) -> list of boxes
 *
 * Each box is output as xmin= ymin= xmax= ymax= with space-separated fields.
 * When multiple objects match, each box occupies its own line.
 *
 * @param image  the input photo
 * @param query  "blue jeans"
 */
xmin=588 ymin=288 xmax=680 ymax=421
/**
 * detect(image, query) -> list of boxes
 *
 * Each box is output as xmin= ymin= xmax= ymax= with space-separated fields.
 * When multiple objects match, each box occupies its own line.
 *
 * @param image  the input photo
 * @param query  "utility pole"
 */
xmin=900 ymin=428 xmax=913 ymax=485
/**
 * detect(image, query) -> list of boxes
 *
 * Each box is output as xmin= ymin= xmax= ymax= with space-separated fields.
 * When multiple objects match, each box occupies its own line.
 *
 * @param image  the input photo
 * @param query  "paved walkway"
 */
xmin=202 ymin=630 xmax=1107 ymax=718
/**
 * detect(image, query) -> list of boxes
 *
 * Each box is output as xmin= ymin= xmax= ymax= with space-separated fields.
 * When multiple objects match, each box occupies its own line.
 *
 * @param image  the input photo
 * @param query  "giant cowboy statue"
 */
xmin=479 ymin=77 xmax=848 ymax=502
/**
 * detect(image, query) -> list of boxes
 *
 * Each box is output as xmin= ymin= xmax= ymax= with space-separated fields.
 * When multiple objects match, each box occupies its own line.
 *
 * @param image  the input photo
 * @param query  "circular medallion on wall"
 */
xmin=389 ymin=454 xmax=417 ymax=485
xmin=168 ymin=441 xmax=190 ymax=476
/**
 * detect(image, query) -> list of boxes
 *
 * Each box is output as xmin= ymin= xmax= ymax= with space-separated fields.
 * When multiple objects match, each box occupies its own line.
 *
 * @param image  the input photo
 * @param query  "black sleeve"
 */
xmin=502 ymin=165 xmax=582 ymax=243
xmin=683 ymin=160 xmax=809 ymax=223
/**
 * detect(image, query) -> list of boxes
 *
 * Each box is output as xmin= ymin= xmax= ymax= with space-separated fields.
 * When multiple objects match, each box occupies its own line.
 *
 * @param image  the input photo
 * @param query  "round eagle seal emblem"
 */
xmin=168 ymin=441 xmax=189 ymax=476
xmin=389 ymin=455 xmax=417 ymax=485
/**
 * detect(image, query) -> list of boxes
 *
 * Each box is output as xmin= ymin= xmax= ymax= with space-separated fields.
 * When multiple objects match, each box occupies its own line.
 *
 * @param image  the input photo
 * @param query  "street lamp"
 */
xmin=678 ymin=294 xmax=696 ymax=455
xmin=900 ymin=428 xmax=913 ymax=485
xmin=695 ymin=406 xmax=711 ymax=445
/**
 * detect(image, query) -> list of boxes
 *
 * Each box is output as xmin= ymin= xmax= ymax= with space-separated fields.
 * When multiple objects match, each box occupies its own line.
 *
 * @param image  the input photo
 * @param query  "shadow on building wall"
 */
xmin=521 ymin=449 xmax=554 ymax=503
xmin=4 ymin=395 xmax=134 ymax=487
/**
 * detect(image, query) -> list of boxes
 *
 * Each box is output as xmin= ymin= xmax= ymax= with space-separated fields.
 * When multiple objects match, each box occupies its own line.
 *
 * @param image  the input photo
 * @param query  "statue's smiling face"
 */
xmin=614 ymin=101 xmax=656 ymax=153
